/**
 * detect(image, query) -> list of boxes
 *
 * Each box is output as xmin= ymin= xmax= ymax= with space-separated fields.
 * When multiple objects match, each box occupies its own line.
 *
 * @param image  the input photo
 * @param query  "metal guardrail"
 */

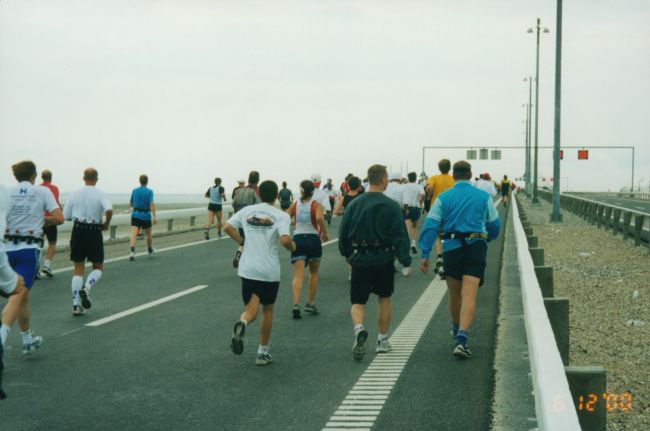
xmin=571 ymin=191 xmax=650 ymax=201
xmin=538 ymin=190 xmax=650 ymax=250
xmin=512 ymin=195 xmax=582 ymax=430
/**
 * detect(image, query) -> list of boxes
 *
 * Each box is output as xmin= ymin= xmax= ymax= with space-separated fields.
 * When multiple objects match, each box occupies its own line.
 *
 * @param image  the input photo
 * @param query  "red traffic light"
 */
xmin=578 ymin=149 xmax=589 ymax=160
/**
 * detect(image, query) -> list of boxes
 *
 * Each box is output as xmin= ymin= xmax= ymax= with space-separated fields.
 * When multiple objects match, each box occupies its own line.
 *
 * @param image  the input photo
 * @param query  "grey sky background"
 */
xmin=1 ymin=0 xmax=648 ymax=196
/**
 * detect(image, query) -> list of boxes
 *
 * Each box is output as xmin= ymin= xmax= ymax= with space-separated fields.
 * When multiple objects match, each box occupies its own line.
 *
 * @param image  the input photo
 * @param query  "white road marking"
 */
xmin=636 ymin=206 xmax=646 ymax=210
xmin=323 ymin=279 xmax=446 ymax=430
xmin=85 ymin=285 xmax=208 ymax=327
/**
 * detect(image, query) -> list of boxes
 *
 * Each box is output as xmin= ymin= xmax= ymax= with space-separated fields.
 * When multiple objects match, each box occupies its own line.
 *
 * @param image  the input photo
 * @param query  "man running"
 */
xmin=278 ymin=181 xmax=293 ymax=212
xmin=425 ymin=159 xmax=455 ymax=277
xmin=419 ymin=160 xmax=500 ymax=359
xmin=475 ymin=172 xmax=497 ymax=197
xmin=63 ymin=168 xmax=113 ymax=316
xmin=334 ymin=176 xmax=363 ymax=216
xmin=129 ymin=175 xmax=156 ymax=260
xmin=2 ymin=161 xmax=63 ymax=356
xmin=310 ymin=173 xmax=332 ymax=215
xmin=339 ymin=164 xmax=412 ymax=361
xmin=39 ymin=169 xmax=61 ymax=277
xmin=323 ymin=180 xmax=338 ymax=225
xmin=499 ymin=175 xmax=511 ymax=205
xmin=224 ymin=180 xmax=296 ymax=366
xmin=401 ymin=172 xmax=425 ymax=255
xmin=232 ymin=171 xmax=262 ymax=268
xmin=384 ymin=172 xmax=404 ymax=206
xmin=288 ymin=180 xmax=328 ymax=319
xmin=204 ymin=177 xmax=226 ymax=240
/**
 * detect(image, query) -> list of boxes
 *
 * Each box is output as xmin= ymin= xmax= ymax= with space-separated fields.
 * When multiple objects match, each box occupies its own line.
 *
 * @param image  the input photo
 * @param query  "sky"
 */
xmin=1 ymin=0 xmax=649 ymax=195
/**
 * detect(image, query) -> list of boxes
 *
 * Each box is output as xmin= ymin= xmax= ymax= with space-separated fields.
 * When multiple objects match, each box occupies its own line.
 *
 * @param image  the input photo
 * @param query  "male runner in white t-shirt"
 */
xmin=401 ymin=172 xmax=425 ymax=254
xmin=224 ymin=180 xmax=295 ymax=366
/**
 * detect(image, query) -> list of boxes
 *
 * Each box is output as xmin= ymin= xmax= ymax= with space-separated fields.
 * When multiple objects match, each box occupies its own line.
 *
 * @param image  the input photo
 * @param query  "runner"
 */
xmin=204 ymin=177 xmax=226 ymax=240
xmin=39 ymin=170 xmax=61 ymax=277
xmin=1 ymin=161 xmax=62 ymax=356
xmin=231 ymin=179 xmax=245 ymax=200
xmin=288 ymin=180 xmax=328 ymax=319
xmin=384 ymin=172 xmax=404 ymax=206
xmin=309 ymin=173 xmax=332 ymax=215
xmin=401 ymin=172 xmax=425 ymax=255
xmin=475 ymin=172 xmax=497 ymax=197
xmin=334 ymin=176 xmax=362 ymax=216
xmin=129 ymin=175 xmax=157 ymax=260
xmin=419 ymin=160 xmax=501 ymax=359
xmin=278 ymin=181 xmax=293 ymax=212
xmin=499 ymin=175 xmax=511 ymax=205
xmin=323 ymin=181 xmax=338 ymax=225
xmin=425 ymin=159 xmax=455 ymax=278
xmin=224 ymin=180 xmax=296 ymax=366
xmin=63 ymin=168 xmax=113 ymax=316
xmin=231 ymin=171 xmax=261 ymax=268
xmin=338 ymin=164 xmax=412 ymax=361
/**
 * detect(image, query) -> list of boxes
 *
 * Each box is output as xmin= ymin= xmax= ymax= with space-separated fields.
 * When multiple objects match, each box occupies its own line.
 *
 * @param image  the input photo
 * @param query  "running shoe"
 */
xmin=255 ymin=352 xmax=273 ymax=366
xmin=148 ymin=249 xmax=154 ymax=259
xmin=41 ymin=265 xmax=54 ymax=278
xmin=230 ymin=320 xmax=246 ymax=355
xmin=72 ymin=305 xmax=86 ymax=316
xmin=79 ymin=288 xmax=92 ymax=309
xmin=204 ymin=230 xmax=210 ymax=241
xmin=233 ymin=249 xmax=242 ymax=268
xmin=352 ymin=329 xmax=368 ymax=361
xmin=453 ymin=344 xmax=473 ymax=359
xmin=22 ymin=335 xmax=44 ymax=355
xmin=376 ymin=338 xmax=392 ymax=354
xmin=304 ymin=303 xmax=319 ymax=315
xmin=411 ymin=246 xmax=417 ymax=255
xmin=292 ymin=304 xmax=302 ymax=320
xmin=129 ymin=251 xmax=135 ymax=261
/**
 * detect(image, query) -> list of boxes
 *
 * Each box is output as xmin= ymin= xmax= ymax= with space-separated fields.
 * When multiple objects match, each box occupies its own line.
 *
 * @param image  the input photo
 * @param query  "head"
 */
xmin=367 ymin=164 xmax=388 ymax=191
xmin=310 ymin=173 xmax=322 ymax=187
xmin=282 ymin=181 xmax=287 ymax=188
xmin=479 ymin=173 xmax=484 ymax=180
xmin=84 ymin=168 xmax=99 ymax=184
xmin=12 ymin=160 xmax=37 ymax=183
xmin=139 ymin=174 xmax=149 ymax=186
xmin=407 ymin=172 xmax=417 ymax=183
xmin=258 ymin=180 xmax=278 ymax=204
xmin=452 ymin=161 xmax=472 ymax=181
xmin=248 ymin=171 xmax=260 ymax=186
xmin=389 ymin=172 xmax=401 ymax=183
xmin=214 ymin=177 xmax=221 ymax=186
xmin=300 ymin=180 xmax=315 ymax=199
xmin=238 ymin=179 xmax=245 ymax=187
xmin=326 ymin=178 xmax=332 ymax=185
xmin=503 ymin=175 xmax=508 ymax=180
xmin=41 ymin=169 xmax=52 ymax=182
xmin=347 ymin=176 xmax=361 ymax=191
xmin=438 ymin=159 xmax=451 ymax=174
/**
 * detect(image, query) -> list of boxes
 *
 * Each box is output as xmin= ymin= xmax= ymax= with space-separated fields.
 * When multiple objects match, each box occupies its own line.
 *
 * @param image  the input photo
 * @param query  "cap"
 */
xmin=483 ymin=173 xmax=491 ymax=180
xmin=238 ymin=179 xmax=245 ymax=184
xmin=310 ymin=173 xmax=321 ymax=182
xmin=389 ymin=172 xmax=401 ymax=181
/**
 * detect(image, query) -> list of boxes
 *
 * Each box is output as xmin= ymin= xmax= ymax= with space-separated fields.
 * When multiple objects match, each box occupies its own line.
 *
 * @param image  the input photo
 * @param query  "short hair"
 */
xmin=407 ymin=172 xmax=417 ymax=183
xmin=503 ymin=175 xmax=508 ymax=180
xmin=84 ymin=168 xmax=98 ymax=182
xmin=479 ymin=173 xmax=484 ymax=179
xmin=248 ymin=171 xmax=260 ymax=186
xmin=139 ymin=174 xmax=148 ymax=186
xmin=348 ymin=176 xmax=361 ymax=190
xmin=214 ymin=177 xmax=221 ymax=186
xmin=438 ymin=159 xmax=451 ymax=174
xmin=367 ymin=164 xmax=387 ymax=186
xmin=258 ymin=180 xmax=278 ymax=203
xmin=300 ymin=180 xmax=315 ymax=199
xmin=12 ymin=160 xmax=37 ymax=182
xmin=41 ymin=170 xmax=52 ymax=182
xmin=282 ymin=181 xmax=287 ymax=188
xmin=452 ymin=161 xmax=472 ymax=181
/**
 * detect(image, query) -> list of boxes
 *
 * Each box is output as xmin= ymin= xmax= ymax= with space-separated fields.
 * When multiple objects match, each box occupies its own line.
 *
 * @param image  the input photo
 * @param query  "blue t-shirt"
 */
xmin=130 ymin=186 xmax=154 ymax=221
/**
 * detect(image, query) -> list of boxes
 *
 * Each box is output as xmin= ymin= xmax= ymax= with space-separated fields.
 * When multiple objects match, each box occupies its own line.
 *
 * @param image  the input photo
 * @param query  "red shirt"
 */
xmin=41 ymin=182 xmax=60 ymax=216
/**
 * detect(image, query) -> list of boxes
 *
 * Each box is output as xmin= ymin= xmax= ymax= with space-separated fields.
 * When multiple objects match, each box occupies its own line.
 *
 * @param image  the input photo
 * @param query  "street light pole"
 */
xmin=550 ymin=0 xmax=564 ymax=222
xmin=526 ymin=76 xmax=533 ymax=195
xmin=529 ymin=18 xmax=549 ymax=204
xmin=523 ymin=104 xmax=530 ymax=193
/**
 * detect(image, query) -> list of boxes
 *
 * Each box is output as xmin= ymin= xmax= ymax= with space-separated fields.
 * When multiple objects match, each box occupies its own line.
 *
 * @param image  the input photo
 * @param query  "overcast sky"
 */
xmin=1 ymin=0 xmax=648 ymax=196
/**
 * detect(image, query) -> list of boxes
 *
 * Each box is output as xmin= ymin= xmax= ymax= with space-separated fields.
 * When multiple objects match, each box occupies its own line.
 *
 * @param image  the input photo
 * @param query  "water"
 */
xmin=59 ymin=193 xmax=206 ymax=205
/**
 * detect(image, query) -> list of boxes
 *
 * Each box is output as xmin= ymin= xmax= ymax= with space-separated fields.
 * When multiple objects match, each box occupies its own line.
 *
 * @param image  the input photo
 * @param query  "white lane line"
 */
xmin=323 ymin=279 xmax=445 ymax=430
xmin=636 ymin=206 xmax=646 ymax=210
xmin=85 ymin=285 xmax=208 ymax=327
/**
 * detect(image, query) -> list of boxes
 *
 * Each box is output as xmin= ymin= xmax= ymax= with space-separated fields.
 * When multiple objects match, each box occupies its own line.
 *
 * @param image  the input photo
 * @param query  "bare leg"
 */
xmin=1 ymin=288 xmax=27 ymax=328
xmin=306 ymin=260 xmax=320 ymax=304
xmin=459 ymin=275 xmax=480 ymax=331
xmin=377 ymin=297 xmax=392 ymax=334
xmin=446 ymin=276 xmax=462 ymax=326
xmin=291 ymin=260 xmax=305 ymax=305
xmin=17 ymin=290 xmax=31 ymax=332
xmin=145 ymin=228 xmax=153 ymax=249
xmin=351 ymin=304 xmax=365 ymax=326
xmin=216 ymin=211 xmax=223 ymax=234
xmin=129 ymin=226 xmax=138 ymax=249
xmin=45 ymin=242 xmax=56 ymax=261
xmin=259 ymin=304 xmax=274 ymax=346
xmin=205 ymin=211 xmax=215 ymax=230
xmin=240 ymin=293 xmax=260 ymax=324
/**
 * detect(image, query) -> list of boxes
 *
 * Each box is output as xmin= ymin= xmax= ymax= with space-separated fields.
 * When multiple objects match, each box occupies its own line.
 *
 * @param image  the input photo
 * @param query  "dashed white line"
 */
xmin=323 ymin=279 xmax=446 ymax=430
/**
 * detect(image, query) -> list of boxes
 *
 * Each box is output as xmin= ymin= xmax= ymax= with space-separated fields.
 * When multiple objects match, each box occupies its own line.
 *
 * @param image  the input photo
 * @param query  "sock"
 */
xmin=148 ymin=247 xmax=153 ymax=253
xmin=84 ymin=269 xmax=102 ymax=291
xmin=0 ymin=324 xmax=10 ymax=346
xmin=21 ymin=330 xmax=33 ymax=345
xmin=456 ymin=329 xmax=469 ymax=347
xmin=44 ymin=259 xmax=51 ymax=268
xmin=258 ymin=344 xmax=269 ymax=354
xmin=451 ymin=323 xmax=459 ymax=337
xmin=354 ymin=324 xmax=364 ymax=336
xmin=411 ymin=239 xmax=415 ymax=246
xmin=71 ymin=275 xmax=83 ymax=305
xmin=130 ymin=246 xmax=135 ymax=252
xmin=378 ymin=333 xmax=388 ymax=341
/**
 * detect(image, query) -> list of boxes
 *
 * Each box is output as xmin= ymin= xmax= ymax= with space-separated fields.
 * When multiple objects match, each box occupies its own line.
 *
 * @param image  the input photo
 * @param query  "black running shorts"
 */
xmin=70 ymin=226 xmax=104 ymax=263
xmin=350 ymin=262 xmax=395 ymax=305
xmin=208 ymin=203 xmax=223 ymax=213
xmin=443 ymin=241 xmax=488 ymax=286
xmin=241 ymin=277 xmax=280 ymax=305
xmin=131 ymin=217 xmax=152 ymax=230
xmin=291 ymin=234 xmax=322 ymax=263
xmin=43 ymin=225 xmax=58 ymax=243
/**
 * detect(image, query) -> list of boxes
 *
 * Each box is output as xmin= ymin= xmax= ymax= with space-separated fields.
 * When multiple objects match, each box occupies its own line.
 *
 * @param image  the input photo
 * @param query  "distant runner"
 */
xmin=204 ymin=177 xmax=226 ymax=240
xmin=39 ymin=169 xmax=61 ymax=277
xmin=129 ymin=175 xmax=156 ymax=260
xmin=231 ymin=171 xmax=262 ymax=268
xmin=401 ymin=172 xmax=425 ymax=254
xmin=334 ymin=176 xmax=362 ymax=216
xmin=278 ymin=181 xmax=293 ymax=211
xmin=499 ymin=175 xmax=511 ymax=205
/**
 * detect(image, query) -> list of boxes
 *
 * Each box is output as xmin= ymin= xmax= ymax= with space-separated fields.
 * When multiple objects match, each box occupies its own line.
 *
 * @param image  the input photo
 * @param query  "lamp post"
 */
xmin=524 ymin=77 xmax=533 ymax=195
xmin=522 ymin=114 xmax=529 ymax=192
xmin=528 ymin=18 xmax=549 ymax=204
xmin=550 ymin=0 xmax=564 ymax=222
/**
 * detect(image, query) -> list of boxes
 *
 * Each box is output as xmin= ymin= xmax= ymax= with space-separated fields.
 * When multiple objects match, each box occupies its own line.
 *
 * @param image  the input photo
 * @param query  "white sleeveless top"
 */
xmin=293 ymin=198 xmax=319 ymax=236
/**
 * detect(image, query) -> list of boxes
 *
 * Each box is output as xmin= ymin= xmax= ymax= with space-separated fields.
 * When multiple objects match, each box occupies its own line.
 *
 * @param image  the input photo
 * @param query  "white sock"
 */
xmin=378 ymin=333 xmax=388 ymax=341
xmin=84 ymin=269 xmax=102 ymax=291
xmin=44 ymin=259 xmax=51 ymax=268
xmin=72 ymin=275 xmax=83 ymax=305
xmin=1 ymin=323 xmax=10 ymax=346
xmin=354 ymin=324 xmax=364 ymax=336
xmin=258 ymin=344 xmax=269 ymax=354
xmin=411 ymin=240 xmax=415 ymax=246
xmin=21 ymin=330 xmax=33 ymax=345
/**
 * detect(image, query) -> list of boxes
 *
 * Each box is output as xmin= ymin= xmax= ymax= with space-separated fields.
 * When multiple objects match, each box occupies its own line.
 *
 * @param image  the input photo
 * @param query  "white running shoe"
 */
xmin=129 ymin=251 xmax=135 ymax=261
xmin=22 ymin=335 xmax=44 ymax=355
xmin=72 ymin=305 xmax=86 ymax=316
xmin=376 ymin=338 xmax=392 ymax=353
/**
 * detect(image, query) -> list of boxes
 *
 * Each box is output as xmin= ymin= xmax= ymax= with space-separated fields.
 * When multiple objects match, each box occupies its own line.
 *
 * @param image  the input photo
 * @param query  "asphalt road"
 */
xmin=572 ymin=195 xmax=650 ymax=214
xmin=1 ymin=208 xmax=506 ymax=431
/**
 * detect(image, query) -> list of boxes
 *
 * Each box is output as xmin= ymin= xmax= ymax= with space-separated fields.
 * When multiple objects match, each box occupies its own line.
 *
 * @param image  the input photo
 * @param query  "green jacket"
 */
xmin=338 ymin=191 xmax=412 ymax=267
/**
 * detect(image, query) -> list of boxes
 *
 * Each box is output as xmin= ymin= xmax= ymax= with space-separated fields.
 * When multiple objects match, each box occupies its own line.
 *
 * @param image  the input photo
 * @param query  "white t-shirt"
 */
xmin=475 ymin=179 xmax=497 ymax=197
xmin=384 ymin=182 xmax=404 ymax=205
xmin=313 ymin=188 xmax=332 ymax=212
xmin=401 ymin=182 xmax=425 ymax=207
xmin=0 ymin=185 xmax=18 ymax=295
xmin=293 ymin=198 xmax=320 ymax=236
xmin=63 ymin=185 xmax=113 ymax=224
xmin=227 ymin=203 xmax=291 ymax=282
xmin=5 ymin=181 xmax=59 ymax=251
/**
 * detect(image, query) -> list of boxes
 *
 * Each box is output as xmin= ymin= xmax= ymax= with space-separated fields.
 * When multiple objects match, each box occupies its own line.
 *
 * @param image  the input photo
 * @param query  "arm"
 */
xmin=315 ymin=203 xmax=329 ymax=242
xmin=224 ymin=223 xmax=245 ymax=246
xmin=151 ymin=202 xmax=157 ymax=224
xmin=44 ymin=208 xmax=64 ymax=227
xmin=485 ymin=196 xmax=501 ymax=241
xmin=279 ymin=234 xmax=297 ymax=253
xmin=337 ymin=211 xmax=352 ymax=259
xmin=205 ymin=188 xmax=210 ymax=198
xmin=393 ymin=207 xmax=412 ymax=268
xmin=102 ymin=209 xmax=113 ymax=231
xmin=418 ymin=198 xmax=443 ymax=273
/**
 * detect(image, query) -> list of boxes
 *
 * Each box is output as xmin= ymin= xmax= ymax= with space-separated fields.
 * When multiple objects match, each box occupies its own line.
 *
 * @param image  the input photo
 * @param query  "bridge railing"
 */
xmin=569 ymin=191 xmax=650 ymax=201
xmin=512 ymin=195 xmax=582 ymax=430
xmin=538 ymin=190 xmax=650 ymax=250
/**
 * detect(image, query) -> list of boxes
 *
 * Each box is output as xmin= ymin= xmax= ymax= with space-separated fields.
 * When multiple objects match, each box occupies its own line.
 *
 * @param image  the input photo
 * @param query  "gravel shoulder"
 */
xmin=519 ymin=195 xmax=648 ymax=431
